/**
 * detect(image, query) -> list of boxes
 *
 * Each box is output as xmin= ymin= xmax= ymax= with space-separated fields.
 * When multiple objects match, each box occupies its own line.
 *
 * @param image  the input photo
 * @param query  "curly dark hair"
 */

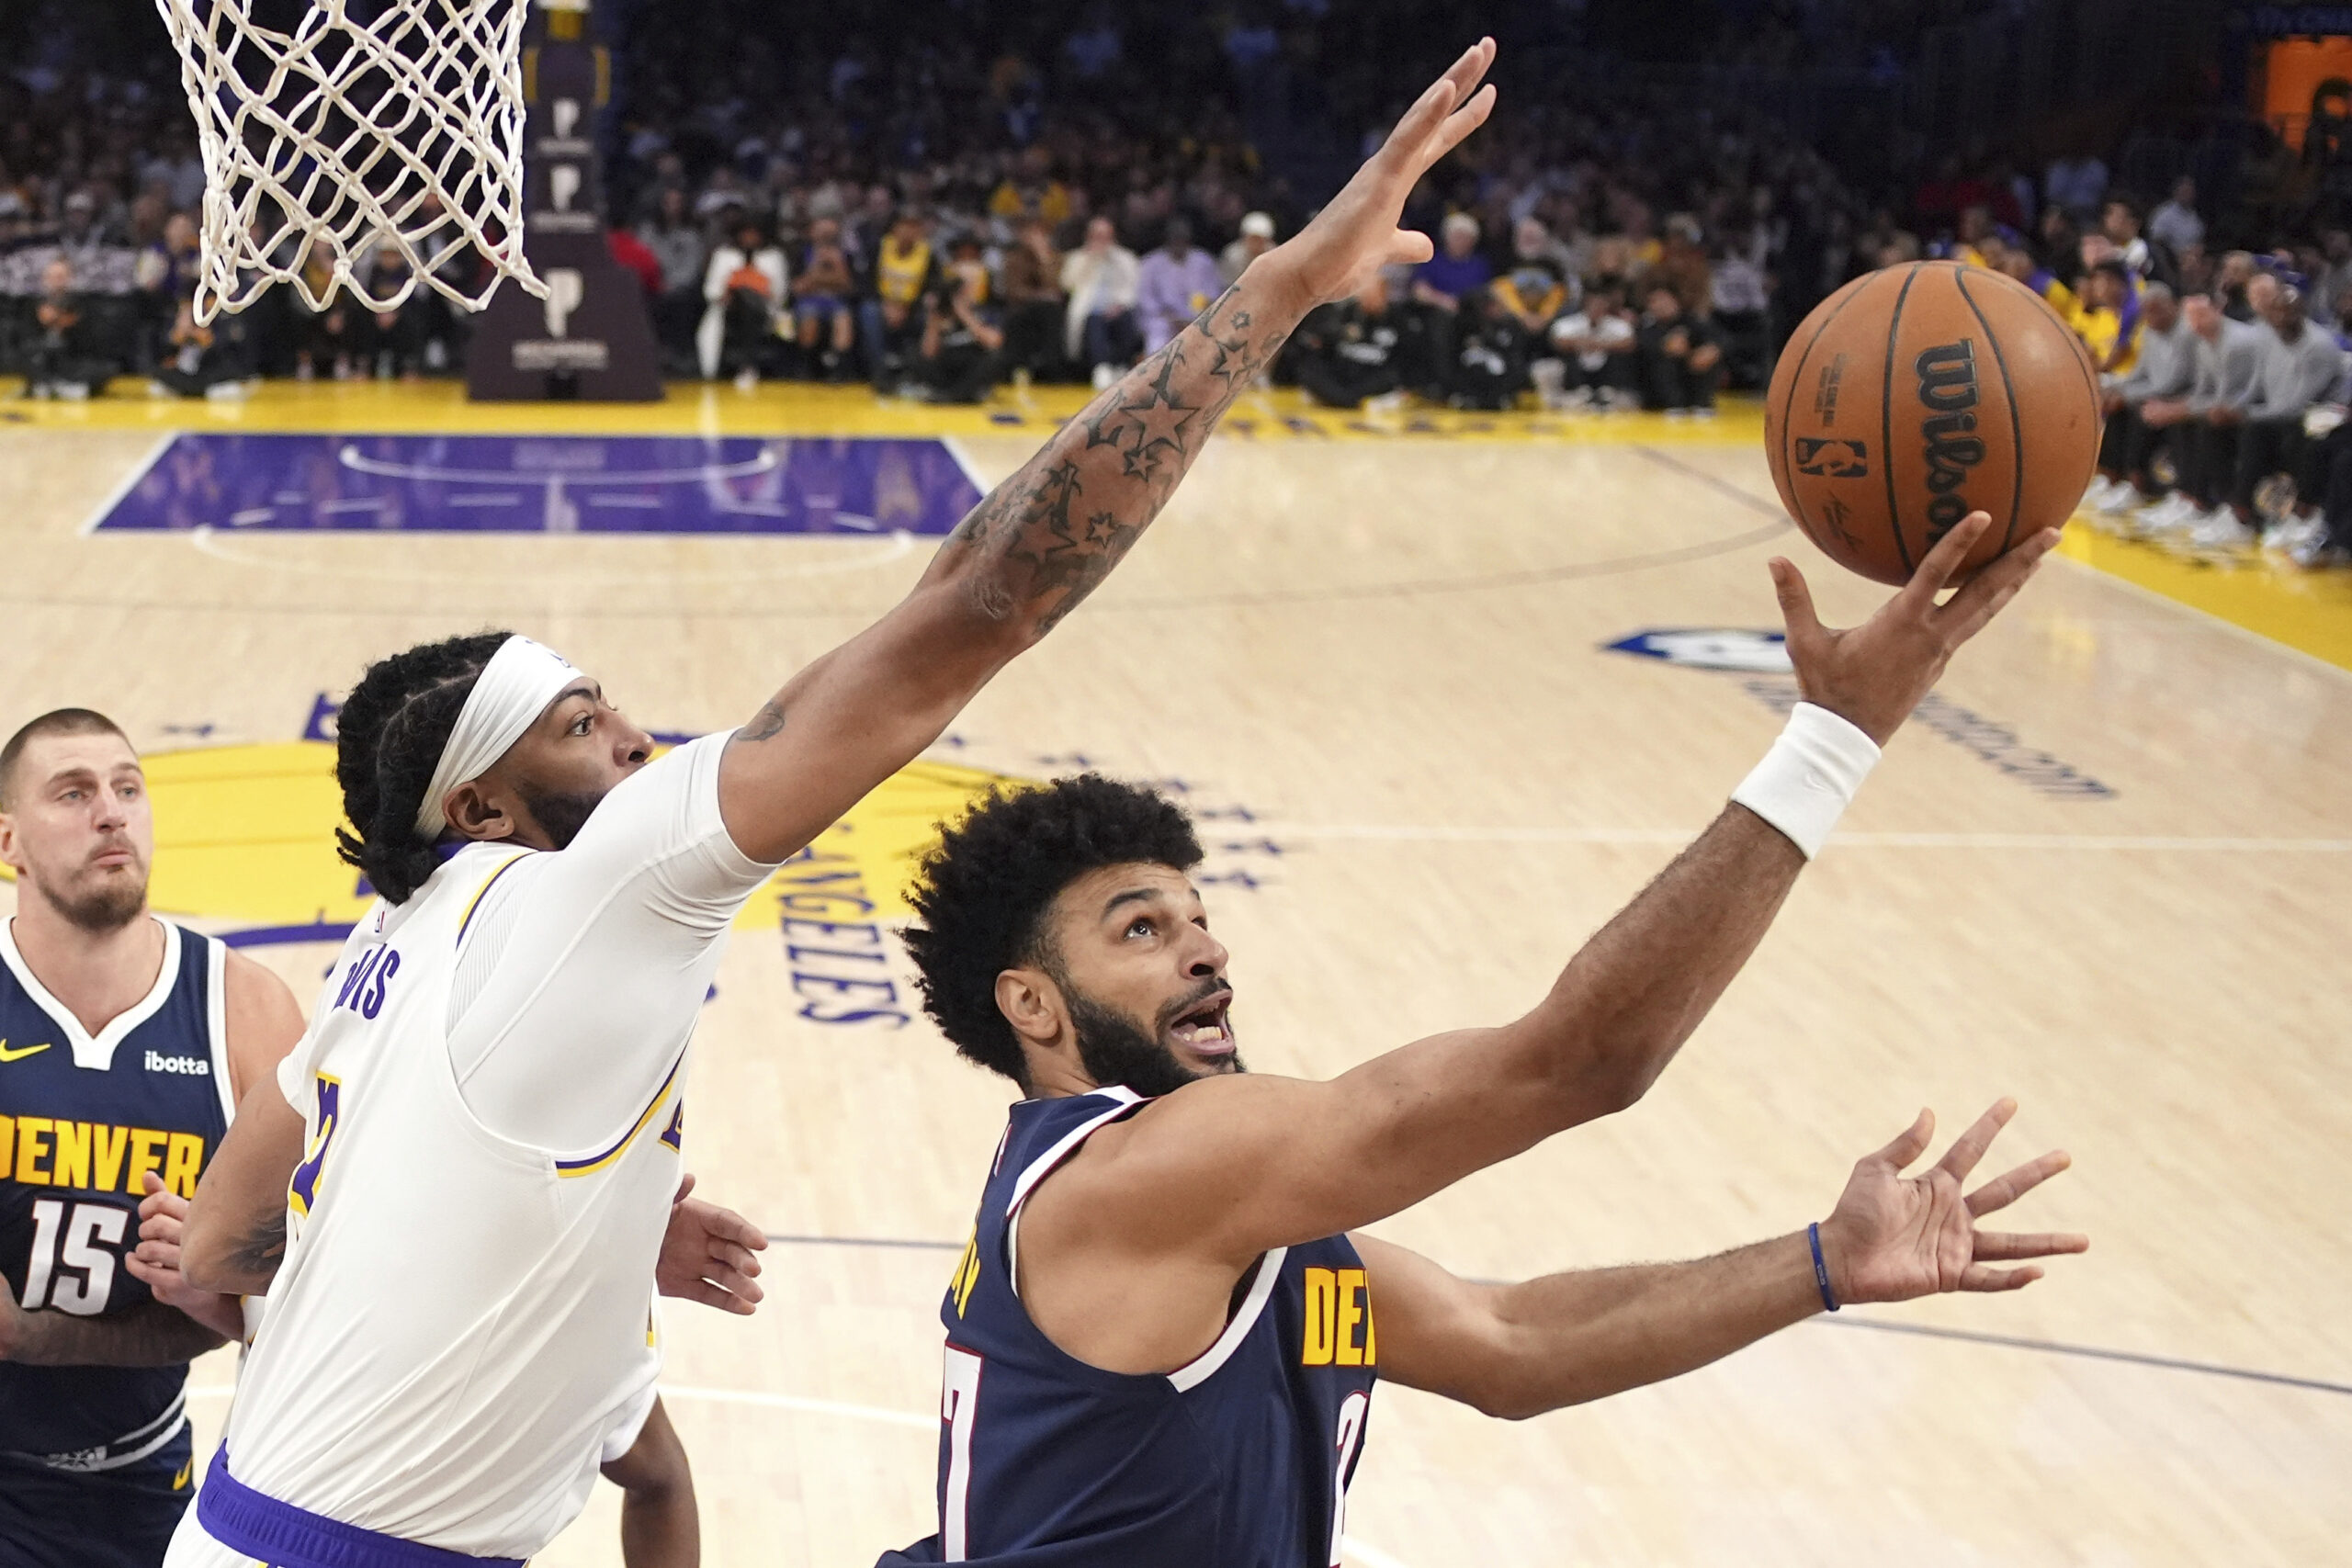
xmin=333 ymin=630 xmax=514 ymax=906
xmin=903 ymin=774 xmax=1202 ymax=1089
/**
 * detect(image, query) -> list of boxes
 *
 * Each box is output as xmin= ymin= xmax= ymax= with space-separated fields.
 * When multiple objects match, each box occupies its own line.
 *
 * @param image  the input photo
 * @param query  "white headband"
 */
xmin=413 ymin=636 xmax=584 ymax=840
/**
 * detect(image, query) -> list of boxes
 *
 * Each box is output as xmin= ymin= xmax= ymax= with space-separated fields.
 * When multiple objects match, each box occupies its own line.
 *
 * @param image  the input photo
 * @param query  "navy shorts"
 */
xmin=0 ymin=1420 xmax=195 ymax=1568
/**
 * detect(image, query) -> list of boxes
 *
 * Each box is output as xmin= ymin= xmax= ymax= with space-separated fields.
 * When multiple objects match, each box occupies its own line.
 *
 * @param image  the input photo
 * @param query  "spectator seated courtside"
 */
xmin=1291 ymin=273 xmax=1431 ymax=411
xmin=863 ymin=210 xmax=938 ymax=393
xmin=793 ymin=217 xmax=860 ymax=382
xmin=1635 ymin=283 xmax=1724 ymax=416
xmin=1060 ymin=216 xmax=1142 ymax=390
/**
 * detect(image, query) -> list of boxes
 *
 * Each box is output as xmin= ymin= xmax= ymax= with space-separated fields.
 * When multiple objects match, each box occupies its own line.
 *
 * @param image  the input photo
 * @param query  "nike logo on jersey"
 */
xmin=144 ymin=1050 xmax=211 ymax=1076
xmin=0 ymin=1039 xmax=52 ymax=1064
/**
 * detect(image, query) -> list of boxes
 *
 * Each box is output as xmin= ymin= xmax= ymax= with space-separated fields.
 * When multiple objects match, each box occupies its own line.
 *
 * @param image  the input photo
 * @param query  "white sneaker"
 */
xmin=733 ymin=367 xmax=758 ymax=392
xmin=2288 ymin=533 xmax=2347 ymax=569
xmin=2078 ymin=478 xmax=2114 ymax=513
xmin=2096 ymin=479 xmax=2141 ymax=515
xmin=2134 ymin=493 xmax=2197 ymax=533
xmin=2261 ymin=513 xmax=2324 ymax=553
xmin=2186 ymin=507 xmax=2256 ymax=549
xmin=1363 ymin=389 xmax=1410 ymax=415
xmin=1091 ymin=362 xmax=1117 ymax=390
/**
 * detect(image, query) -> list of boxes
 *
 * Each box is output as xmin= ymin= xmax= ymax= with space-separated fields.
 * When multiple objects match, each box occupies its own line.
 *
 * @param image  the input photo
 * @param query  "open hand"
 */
xmin=1269 ymin=39 xmax=1497 ymax=309
xmin=656 ymin=1173 xmax=768 ymax=1315
xmin=1817 ymin=1099 xmax=2086 ymax=1304
xmin=127 ymin=1173 xmax=248 ymax=1341
xmin=1770 ymin=512 xmax=2060 ymax=745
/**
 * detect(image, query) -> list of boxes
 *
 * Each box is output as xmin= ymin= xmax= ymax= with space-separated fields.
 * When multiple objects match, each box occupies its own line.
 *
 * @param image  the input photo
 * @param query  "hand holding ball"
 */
xmin=1764 ymin=261 xmax=2101 ymax=586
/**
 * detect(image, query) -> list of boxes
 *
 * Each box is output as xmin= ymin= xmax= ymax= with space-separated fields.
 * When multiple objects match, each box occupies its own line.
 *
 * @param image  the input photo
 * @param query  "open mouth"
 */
xmin=1167 ymin=991 xmax=1236 ymax=1057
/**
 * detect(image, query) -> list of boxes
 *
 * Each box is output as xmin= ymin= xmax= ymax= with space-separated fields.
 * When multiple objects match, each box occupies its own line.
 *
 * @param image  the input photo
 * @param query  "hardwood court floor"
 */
xmin=1 ymin=389 xmax=2347 ymax=1565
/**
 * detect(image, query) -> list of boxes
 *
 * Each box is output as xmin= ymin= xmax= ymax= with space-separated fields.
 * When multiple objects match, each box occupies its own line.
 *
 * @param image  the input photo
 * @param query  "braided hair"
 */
xmin=333 ymin=631 xmax=514 ymax=905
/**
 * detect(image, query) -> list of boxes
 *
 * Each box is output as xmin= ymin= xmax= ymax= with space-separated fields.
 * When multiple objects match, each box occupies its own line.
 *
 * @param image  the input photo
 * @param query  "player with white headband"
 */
xmin=160 ymin=45 xmax=1513 ymax=1568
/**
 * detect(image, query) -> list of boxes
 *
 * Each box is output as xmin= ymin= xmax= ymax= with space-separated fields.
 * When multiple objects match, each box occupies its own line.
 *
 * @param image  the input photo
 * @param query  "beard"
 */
xmin=48 ymin=864 xmax=148 ymax=933
xmin=515 ymin=783 xmax=606 ymax=851
xmin=1067 ymin=985 xmax=1244 ymax=1100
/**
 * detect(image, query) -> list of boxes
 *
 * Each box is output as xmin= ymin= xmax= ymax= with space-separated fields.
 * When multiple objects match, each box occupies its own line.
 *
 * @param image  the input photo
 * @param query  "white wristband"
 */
xmin=1729 ymin=702 xmax=1881 ymax=860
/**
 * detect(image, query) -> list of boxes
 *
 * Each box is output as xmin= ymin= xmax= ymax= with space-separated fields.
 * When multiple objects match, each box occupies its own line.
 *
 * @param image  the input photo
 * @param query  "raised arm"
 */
xmin=1041 ymin=514 xmax=2059 ymax=1301
xmin=1361 ymin=1101 xmax=2085 ymax=1418
xmin=712 ymin=40 xmax=1499 ymax=863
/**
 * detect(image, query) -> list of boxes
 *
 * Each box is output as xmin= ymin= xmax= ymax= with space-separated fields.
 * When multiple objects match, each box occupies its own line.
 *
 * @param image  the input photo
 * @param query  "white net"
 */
xmin=155 ymin=0 xmax=547 ymax=321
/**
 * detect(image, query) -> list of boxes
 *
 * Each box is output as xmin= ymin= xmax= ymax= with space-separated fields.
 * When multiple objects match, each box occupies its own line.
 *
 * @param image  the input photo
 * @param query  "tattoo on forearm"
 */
xmin=223 ymin=1212 xmax=287 ymax=1286
xmin=946 ymin=281 xmax=1292 ymax=633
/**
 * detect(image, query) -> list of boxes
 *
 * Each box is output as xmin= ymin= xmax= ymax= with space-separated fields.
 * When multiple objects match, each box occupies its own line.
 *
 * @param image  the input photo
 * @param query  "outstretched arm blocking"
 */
xmin=714 ymin=42 xmax=1500 ymax=865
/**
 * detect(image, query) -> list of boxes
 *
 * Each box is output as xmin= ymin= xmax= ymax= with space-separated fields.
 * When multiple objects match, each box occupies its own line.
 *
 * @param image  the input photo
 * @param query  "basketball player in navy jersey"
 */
xmin=882 ymin=516 xmax=2085 ymax=1565
xmin=0 ymin=708 xmax=305 ymax=1567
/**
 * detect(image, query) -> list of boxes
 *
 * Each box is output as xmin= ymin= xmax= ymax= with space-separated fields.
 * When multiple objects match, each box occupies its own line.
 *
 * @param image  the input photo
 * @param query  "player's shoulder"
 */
xmin=219 ymin=945 xmax=300 ymax=1019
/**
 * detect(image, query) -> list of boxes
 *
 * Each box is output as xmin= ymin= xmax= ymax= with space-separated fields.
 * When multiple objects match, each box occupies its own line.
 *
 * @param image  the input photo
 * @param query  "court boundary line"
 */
xmin=937 ymin=434 xmax=989 ymax=495
xmin=1262 ymin=824 xmax=2352 ymax=852
xmin=1631 ymin=437 xmax=2352 ymax=682
xmin=1814 ymin=1317 xmax=2352 ymax=1397
xmin=754 ymin=1232 xmax=2352 ymax=1399
xmin=2046 ymin=545 xmax=2352 ymax=683
xmin=182 ymin=524 xmax=918 ymax=582
xmin=74 ymin=430 xmax=178 ymax=536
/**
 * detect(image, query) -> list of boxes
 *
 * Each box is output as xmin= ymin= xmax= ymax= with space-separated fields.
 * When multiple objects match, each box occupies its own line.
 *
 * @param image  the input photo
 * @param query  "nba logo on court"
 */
xmin=1604 ymin=629 xmax=1794 ymax=673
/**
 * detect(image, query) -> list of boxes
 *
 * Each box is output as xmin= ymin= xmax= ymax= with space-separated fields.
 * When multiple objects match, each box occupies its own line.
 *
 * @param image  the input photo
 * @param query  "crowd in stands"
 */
xmin=1 ymin=0 xmax=2347 ymax=565
xmin=1884 ymin=156 xmax=2352 ymax=568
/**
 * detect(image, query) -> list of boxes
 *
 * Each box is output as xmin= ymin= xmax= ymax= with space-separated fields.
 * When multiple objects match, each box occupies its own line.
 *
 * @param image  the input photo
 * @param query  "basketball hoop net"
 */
xmin=156 ymin=0 xmax=548 ymax=321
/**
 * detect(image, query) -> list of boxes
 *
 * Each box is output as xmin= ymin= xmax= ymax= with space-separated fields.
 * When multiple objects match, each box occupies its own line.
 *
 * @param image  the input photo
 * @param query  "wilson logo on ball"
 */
xmin=1915 ymin=338 xmax=1985 ymax=540
xmin=1793 ymin=437 xmax=1868 ymax=478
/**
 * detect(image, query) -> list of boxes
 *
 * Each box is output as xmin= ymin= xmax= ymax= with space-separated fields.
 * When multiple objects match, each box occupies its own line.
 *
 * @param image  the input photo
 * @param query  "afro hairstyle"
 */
xmin=902 ymin=774 xmax=1201 ymax=1089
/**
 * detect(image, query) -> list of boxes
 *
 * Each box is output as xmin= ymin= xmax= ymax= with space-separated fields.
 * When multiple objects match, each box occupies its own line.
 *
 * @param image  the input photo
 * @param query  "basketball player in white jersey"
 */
xmin=1 ymin=709 xmax=749 ymax=1567
xmin=161 ymin=41 xmax=1508 ymax=1568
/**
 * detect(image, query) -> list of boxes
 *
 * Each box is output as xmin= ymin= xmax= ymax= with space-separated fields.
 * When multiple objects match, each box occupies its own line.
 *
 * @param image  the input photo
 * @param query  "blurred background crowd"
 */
xmin=6 ymin=0 xmax=2352 ymax=561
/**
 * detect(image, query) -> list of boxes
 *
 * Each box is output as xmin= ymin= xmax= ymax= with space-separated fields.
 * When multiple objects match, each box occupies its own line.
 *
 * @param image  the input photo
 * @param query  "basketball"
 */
xmin=1764 ymin=261 xmax=2103 ymax=586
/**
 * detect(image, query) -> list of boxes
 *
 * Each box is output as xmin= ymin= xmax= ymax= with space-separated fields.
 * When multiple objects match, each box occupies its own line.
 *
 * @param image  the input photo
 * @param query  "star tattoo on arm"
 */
xmin=939 ymin=280 xmax=1292 ymax=630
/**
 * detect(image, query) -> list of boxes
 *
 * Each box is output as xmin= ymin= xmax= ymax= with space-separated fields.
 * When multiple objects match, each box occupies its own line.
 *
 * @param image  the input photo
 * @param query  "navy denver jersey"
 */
xmin=880 ymin=1088 xmax=1378 ymax=1568
xmin=0 ymin=918 xmax=232 ymax=1560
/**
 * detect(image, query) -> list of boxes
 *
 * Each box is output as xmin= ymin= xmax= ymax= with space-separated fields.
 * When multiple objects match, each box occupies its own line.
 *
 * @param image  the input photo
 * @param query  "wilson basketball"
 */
xmin=1764 ymin=260 xmax=2101 ymax=587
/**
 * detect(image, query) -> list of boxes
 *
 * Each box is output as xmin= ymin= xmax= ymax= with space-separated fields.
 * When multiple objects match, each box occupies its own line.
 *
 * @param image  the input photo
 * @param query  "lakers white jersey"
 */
xmin=213 ymin=844 xmax=682 ymax=1555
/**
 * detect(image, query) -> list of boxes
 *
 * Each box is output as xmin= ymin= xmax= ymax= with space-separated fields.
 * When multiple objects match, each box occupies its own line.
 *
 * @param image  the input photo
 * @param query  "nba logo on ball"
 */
xmin=1792 ymin=438 xmax=1868 ymax=478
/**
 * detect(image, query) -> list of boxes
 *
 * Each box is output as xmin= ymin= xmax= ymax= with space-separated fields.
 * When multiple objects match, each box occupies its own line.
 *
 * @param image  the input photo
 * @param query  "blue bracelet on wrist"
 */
xmin=1807 ymin=1222 xmax=1840 ymax=1314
